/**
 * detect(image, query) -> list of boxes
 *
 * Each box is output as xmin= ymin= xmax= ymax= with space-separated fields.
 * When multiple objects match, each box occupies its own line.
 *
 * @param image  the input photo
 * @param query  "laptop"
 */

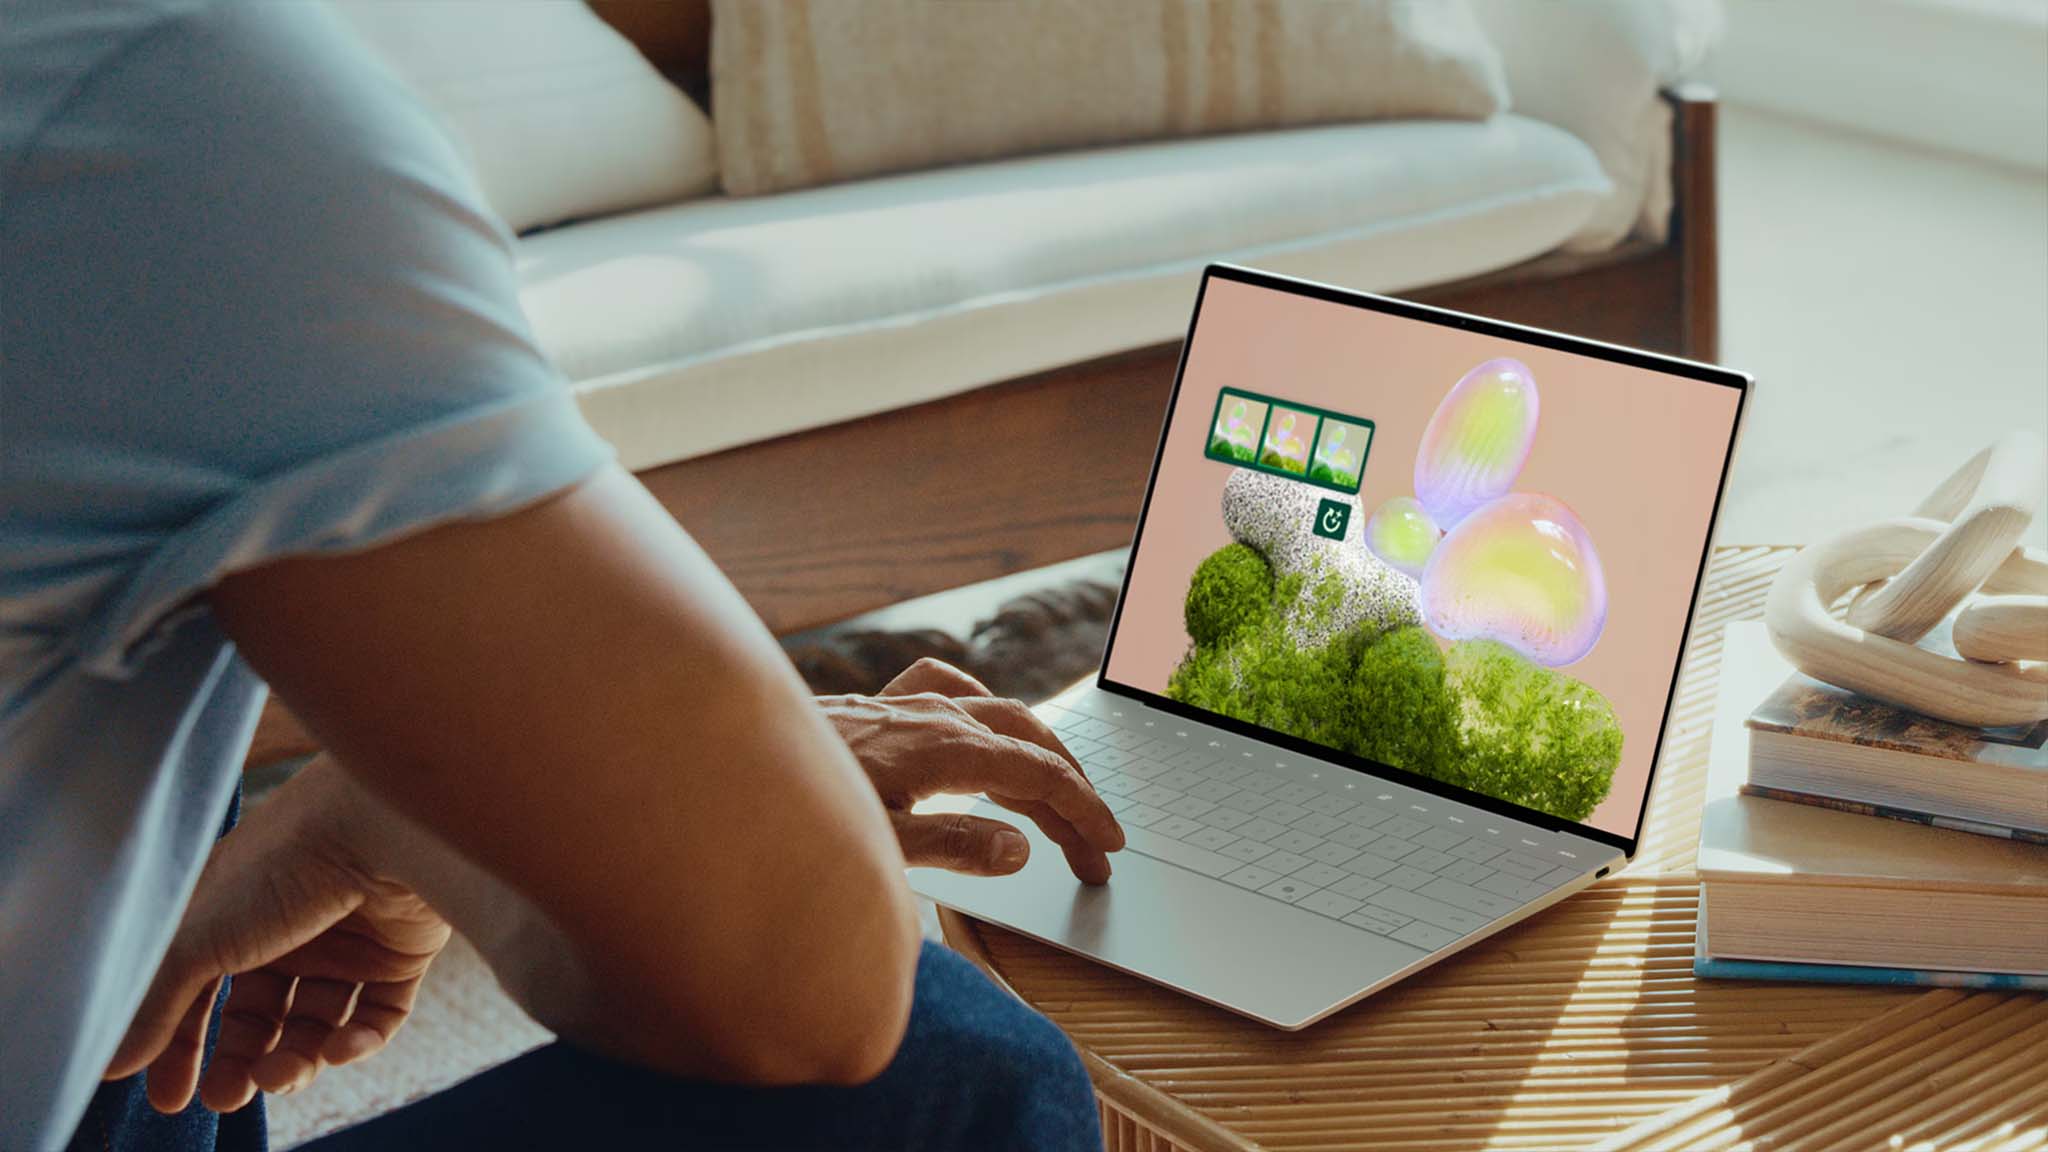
xmin=911 ymin=264 xmax=1751 ymax=1029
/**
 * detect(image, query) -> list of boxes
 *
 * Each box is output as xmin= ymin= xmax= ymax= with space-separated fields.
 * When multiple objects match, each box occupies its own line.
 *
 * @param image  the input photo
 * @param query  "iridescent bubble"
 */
xmin=1420 ymin=493 xmax=1605 ymax=666
xmin=1414 ymin=358 xmax=1539 ymax=528
xmin=1364 ymin=496 xmax=1440 ymax=578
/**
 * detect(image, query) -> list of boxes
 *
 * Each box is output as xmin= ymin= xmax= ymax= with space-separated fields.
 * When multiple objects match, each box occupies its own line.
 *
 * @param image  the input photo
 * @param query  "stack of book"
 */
xmin=1695 ymin=623 xmax=2048 ymax=988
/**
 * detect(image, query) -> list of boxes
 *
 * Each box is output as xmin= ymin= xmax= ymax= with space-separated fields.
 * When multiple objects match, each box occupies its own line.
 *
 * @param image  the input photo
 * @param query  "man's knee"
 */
xmin=890 ymin=940 xmax=1098 ymax=1150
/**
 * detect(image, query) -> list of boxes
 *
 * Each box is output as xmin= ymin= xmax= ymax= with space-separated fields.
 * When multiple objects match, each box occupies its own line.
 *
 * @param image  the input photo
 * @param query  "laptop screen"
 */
xmin=1099 ymin=268 xmax=1747 ymax=851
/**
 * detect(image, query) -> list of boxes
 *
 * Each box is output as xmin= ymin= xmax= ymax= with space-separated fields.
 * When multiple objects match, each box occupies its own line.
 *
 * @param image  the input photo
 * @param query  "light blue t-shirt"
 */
xmin=0 ymin=2 xmax=616 ymax=1145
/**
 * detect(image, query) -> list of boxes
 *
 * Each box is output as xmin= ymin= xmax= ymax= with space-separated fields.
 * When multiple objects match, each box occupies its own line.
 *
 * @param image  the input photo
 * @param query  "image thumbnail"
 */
xmin=1208 ymin=393 xmax=1267 ymax=464
xmin=1310 ymin=418 xmax=1370 ymax=490
xmin=1259 ymin=406 xmax=1314 ymax=475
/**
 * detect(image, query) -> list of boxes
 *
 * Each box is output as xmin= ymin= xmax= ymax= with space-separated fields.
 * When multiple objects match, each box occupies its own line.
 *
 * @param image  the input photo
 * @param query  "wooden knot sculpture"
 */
xmin=1765 ymin=431 xmax=2048 ymax=729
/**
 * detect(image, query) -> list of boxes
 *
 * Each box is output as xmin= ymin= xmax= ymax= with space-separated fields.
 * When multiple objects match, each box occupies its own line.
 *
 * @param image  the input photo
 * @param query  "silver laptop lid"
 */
xmin=1096 ymin=265 xmax=1750 ymax=859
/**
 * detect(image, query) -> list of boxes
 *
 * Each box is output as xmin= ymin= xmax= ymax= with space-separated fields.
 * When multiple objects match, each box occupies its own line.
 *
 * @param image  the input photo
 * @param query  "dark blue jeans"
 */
xmin=76 ymin=941 xmax=1100 ymax=1152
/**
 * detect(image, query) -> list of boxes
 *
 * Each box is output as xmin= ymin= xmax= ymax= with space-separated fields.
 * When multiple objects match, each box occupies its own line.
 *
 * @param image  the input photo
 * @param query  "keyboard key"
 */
xmin=1292 ymin=862 xmax=1352 ymax=889
xmin=1120 ymin=825 xmax=1237 ymax=878
xmin=1104 ymin=728 xmax=1150 ymax=750
xmin=1222 ymin=864 xmax=1280 ymax=890
xmin=1270 ymin=783 xmax=1322 ymax=806
xmin=1038 ymin=705 xmax=1079 ymax=731
xmin=1120 ymin=758 xmax=1171 ymax=780
xmin=1093 ymin=773 xmax=1142 ymax=796
xmin=1291 ymin=813 xmax=1347 ymax=837
xmin=1340 ymin=853 xmax=1396 ymax=878
xmin=1401 ymin=848 xmax=1457 ymax=874
xmin=1059 ymin=734 xmax=1101 ymax=757
xmin=1222 ymin=790 xmax=1275 ymax=815
xmin=1494 ymin=852 xmax=1555 ymax=880
xmin=1086 ymin=746 xmax=1138 ymax=769
xmin=1449 ymin=840 xmax=1504 ymax=863
xmin=1257 ymin=851 xmax=1312 ymax=877
xmin=1259 ymin=802 xmax=1311 ymax=825
xmin=1166 ymin=749 xmax=1219 ymax=772
xmin=1394 ymin=920 xmax=1460 ymax=952
xmin=1303 ymin=793 xmax=1359 ymax=818
xmin=1071 ymin=717 xmax=1118 ymax=741
xmin=1378 ymin=816 xmax=1430 ymax=840
xmin=1119 ymin=804 xmax=1166 ymax=828
xmin=1239 ymin=771 xmax=1283 ymax=792
xmin=1537 ymin=866 xmax=1582 ymax=887
xmin=1257 ymin=876 xmax=1317 ymax=903
xmin=1343 ymin=907 xmax=1411 ymax=936
xmin=1130 ymin=784 xmax=1183 ymax=809
xmin=1133 ymin=739 xmax=1181 ymax=762
xmin=1306 ymin=842 xmax=1360 ymax=867
xmin=1219 ymin=839 xmax=1275 ymax=864
xmin=1154 ymin=768 xmax=1207 ymax=792
xmin=1149 ymin=815 xmax=1204 ymax=840
xmin=1343 ymin=804 xmax=1394 ymax=828
xmin=1442 ymin=859 xmax=1497 ymax=886
xmin=1233 ymin=817 xmax=1289 ymax=843
xmin=1382 ymin=865 xmax=1437 ymax=891
xmin=1185 ymin=826 xmax=1240 ymax=852
xmin=1477 ymin=873 xmax=1546 ymax=902
xmin=1165 ymin=796 xmax=1217 ymax=820
xmin=1414 ymin=827 xmax=1465 ymax=851
xmin=1326 ymin=824 xmax=1381 ymax=849
xmin=1297 ymin=889 xmax=1364 ymax=919
xmin=1368 ymin=888 xmax=1486 ymax=933
xmin=1189 ymin=779 xmax=1240 ymax=803
xmin=1270 ymin=830 xmax=1324 ymax=855
xmin=1420 ymin=878 xmax=1520 ymax=918
xmin=1099 ymin=793 xmax=1136 ymax=814
xmin=1198 ymin=807 xmax=1253 ymax=831
xmin=1329 ymin=873 xmax=1388 ymax=901
xmin=1364 ymin=836 xmax=1418 ymax=861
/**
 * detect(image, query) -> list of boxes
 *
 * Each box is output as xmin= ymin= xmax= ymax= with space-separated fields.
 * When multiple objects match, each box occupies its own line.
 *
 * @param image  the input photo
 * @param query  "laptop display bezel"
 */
xmin=1094 ymin=263 xmax=1753 ymax=860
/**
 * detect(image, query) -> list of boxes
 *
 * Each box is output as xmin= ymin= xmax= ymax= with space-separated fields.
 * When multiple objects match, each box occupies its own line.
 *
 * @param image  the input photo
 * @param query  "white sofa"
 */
xmin=515 ymin=1 xmax=1722 ymax=474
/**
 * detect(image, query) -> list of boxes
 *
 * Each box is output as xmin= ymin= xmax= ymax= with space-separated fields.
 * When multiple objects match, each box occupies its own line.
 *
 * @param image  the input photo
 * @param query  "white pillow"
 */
xmin=328 ymin=0 xmax=717 ymax=233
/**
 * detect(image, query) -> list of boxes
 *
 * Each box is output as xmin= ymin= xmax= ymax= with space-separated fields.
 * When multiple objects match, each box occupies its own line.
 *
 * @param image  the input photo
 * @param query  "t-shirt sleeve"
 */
xmin=2 ymin=2 xmax=616 ymax=676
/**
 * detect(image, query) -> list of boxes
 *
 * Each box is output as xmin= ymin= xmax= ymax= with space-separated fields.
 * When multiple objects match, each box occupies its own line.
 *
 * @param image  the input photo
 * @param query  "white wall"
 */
xmin=1707 ymin=0 xmax=2048 ymax=171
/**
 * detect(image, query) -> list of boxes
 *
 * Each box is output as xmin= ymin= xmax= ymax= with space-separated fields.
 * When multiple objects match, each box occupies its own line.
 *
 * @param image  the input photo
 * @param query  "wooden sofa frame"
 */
xmin=246 ymin=89 xmax=1718 ymax=767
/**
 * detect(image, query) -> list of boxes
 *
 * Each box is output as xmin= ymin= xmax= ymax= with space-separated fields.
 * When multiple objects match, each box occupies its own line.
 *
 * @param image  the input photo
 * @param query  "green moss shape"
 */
xmin=1443 ymin=640 xmax=1623 ymax=822
xmin=1167 ymin=546 xmax=1621 ymax=823
xmin=1208 ymin=435 xmax=1256 ymax=463
xmin=1258 ymin=449 xmax=1307 ymax=474
xmin=1183 ymin=543 xmax=1274 ymax=647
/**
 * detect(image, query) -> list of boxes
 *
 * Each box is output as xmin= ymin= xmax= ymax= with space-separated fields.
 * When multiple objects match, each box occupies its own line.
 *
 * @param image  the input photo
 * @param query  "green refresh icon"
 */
xmin=1312 ymin=498 xmax=1352 ymax=541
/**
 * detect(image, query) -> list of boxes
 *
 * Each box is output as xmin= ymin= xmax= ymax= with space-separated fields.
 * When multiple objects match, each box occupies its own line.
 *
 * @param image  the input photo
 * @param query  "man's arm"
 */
xmin=209 ymin=465 xmax=923 ymax=1084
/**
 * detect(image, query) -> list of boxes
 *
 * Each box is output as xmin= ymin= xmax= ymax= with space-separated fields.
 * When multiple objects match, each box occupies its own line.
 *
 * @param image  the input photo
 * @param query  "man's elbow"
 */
xmin=704 ymin=912 xmax=919 ymax=1085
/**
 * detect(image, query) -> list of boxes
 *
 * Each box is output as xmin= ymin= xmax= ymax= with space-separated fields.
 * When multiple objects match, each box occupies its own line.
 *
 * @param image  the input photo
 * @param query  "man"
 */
xmin=0 ymin=2 xmax=1122 ymax=1148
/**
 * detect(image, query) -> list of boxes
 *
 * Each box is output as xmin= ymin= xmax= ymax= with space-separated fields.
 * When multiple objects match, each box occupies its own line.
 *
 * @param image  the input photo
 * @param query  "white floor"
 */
xmin=1713 ymin=103 xmax=2048 ymax=549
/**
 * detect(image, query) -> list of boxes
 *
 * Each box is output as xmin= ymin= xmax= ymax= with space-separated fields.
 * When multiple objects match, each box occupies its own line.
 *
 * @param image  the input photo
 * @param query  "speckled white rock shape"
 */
xmin=1221 ymin=469 xmax=1422 ymax=648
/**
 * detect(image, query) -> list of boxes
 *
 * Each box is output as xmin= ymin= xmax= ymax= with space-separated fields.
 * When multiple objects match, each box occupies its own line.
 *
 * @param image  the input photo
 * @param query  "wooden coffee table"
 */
xmin=941 ymin=547 xmax=2048 ymax=1151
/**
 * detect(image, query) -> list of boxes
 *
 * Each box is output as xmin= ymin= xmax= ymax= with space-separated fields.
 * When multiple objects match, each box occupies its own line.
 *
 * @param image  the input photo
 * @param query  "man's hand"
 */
xmin=105 ymin=759 xmax=450 ymax=1114
xmin=820 ymin=659 xmax=1124 ymax=884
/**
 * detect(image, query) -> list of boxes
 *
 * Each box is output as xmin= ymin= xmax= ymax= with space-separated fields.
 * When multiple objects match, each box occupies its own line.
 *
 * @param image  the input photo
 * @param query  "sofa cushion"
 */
xmin=330 ymin=0 xmax=718 ymax=234
xmin=709 ymin=0 xmax=1508 ymax=196
xmin=517 ymin=115 xmax=1610 ymax=472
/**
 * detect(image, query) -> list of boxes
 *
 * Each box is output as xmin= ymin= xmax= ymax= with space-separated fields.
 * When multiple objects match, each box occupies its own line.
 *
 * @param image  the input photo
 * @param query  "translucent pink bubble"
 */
xmin=1420 ymin=493 xmax=1605 ymax=666
xmin=1414 ymin=358 xmax=1539 ymax=528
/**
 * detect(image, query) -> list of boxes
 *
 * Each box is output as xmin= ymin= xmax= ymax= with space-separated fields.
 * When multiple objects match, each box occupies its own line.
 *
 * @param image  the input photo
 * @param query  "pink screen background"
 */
xmin=1104 ymin=277 xmax=1744 ymax=838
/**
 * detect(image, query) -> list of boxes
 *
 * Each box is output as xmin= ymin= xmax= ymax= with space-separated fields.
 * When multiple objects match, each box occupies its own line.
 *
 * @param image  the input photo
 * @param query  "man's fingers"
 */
xmin=251 ymin=977 xmax=359 ymax=1095
xmin=322 ymin=978 xmax=421 ymax=1066
xmin=954 ymin=696 xmax=1086 ymax=774
xmin=935 ymin=721 xmax=1124 ymax=855
xmin=890 ymin=810 xmax=1030 ymax=875
xmin=881 ymin=656 xmax=993 ymax=699
xmin=198 ymin=969 xmax=292 ymax=1113
xmin=985 ymin=795 xmax=1114 ymax=885
xmin=143 ymin=976 xmax=220 ymax=1115
xmin=105 ymin=950 xmax=218 ymax=1081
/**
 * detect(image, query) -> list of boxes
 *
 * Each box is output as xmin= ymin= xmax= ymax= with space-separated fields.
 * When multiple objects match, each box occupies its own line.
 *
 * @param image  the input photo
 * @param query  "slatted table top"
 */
xmin=941 ymin=547 xmax=2048 ymax=1152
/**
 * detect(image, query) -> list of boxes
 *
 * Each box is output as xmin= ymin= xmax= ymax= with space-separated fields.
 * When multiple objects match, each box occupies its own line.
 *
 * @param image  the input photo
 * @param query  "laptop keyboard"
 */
xmin=1041 ymin=699 xmax=1587 ymax=954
